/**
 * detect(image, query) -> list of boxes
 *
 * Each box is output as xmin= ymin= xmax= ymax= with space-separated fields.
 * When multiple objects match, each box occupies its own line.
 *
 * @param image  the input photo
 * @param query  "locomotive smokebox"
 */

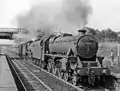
xmin=76 ymin=35 xmax=98 ymax=58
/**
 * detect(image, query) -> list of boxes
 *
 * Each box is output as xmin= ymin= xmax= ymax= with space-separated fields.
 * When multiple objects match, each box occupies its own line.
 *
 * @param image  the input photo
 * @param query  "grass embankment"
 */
xmin=98 ymin=42 xmax=118 ymax=57
xmin=98 ymin=42 xmax=120 ymax=74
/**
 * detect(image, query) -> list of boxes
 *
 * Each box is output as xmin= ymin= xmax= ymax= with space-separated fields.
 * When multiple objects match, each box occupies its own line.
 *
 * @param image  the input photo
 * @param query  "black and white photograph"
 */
xmin=0 ymin=0 xmax=120 ymax=91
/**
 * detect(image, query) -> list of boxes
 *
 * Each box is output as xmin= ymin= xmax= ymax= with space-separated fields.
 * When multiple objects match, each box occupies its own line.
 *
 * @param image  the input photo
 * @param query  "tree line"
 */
xmin=84 ymin=27 xmax=119 ymax=42
xmin=35 ymin=27 xmax=120 ymax=43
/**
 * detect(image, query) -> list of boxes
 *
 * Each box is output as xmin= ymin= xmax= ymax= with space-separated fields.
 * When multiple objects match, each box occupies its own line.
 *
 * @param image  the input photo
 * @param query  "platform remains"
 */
xmin=0 ymin=54 xmax=17 ymax=91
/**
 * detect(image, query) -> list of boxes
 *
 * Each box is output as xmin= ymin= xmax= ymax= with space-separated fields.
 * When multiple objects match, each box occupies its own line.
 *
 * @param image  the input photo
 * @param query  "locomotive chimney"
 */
xmin=78 ymin=29 xmax=86 ymax=35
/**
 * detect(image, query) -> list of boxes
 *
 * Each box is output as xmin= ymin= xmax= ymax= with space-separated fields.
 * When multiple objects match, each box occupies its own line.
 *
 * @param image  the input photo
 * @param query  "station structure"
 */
xmin=0 ymin=28 xmax=27 ymax=40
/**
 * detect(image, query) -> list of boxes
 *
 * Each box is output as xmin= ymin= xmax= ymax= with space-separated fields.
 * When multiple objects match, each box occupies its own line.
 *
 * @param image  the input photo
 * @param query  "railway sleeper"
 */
xmin=8 ymin=56 xmax=51 ymax=91
xmin=9 ymin=55 xmax=118 ymax=91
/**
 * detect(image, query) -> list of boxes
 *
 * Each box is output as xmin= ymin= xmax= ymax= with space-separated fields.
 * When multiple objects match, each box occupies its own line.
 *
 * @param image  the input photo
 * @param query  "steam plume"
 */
xmin=15 ymin=0 xmax=92 ymax=42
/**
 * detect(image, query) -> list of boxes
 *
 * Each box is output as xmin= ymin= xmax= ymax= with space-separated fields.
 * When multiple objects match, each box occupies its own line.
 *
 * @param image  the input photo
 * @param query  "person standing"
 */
xmin=110 ymin=50 xmax=115 ymax=67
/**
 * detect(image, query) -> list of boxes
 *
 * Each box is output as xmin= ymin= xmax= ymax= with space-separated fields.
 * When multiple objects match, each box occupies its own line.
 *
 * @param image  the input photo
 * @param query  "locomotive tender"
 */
xmin=18 ymin=29 xmax=114 ymax=87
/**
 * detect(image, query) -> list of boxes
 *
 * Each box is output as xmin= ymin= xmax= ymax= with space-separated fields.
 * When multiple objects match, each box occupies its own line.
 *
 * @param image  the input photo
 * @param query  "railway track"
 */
xmin=5 ymin=51 xmax=118 ymax=91
xmin=27 ymin=59 xmax=110 ymax=91
xmin=6 ymin=55 xmax=52 ymax=91
xmin=6 ymin=55 xmax=83 ymax=91
xmin=6 ymin=55 xmax=27 ymax=91
xmin=11 ymin=58 xmax=109 ymax=90
xmin=23 ymin=57 xmax=120 ymax=91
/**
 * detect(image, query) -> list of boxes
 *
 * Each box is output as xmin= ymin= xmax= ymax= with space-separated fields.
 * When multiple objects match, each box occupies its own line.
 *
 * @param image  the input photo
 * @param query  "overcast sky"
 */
xmin=88 ymin=0 xmax=120 ymax=31
xmin=0 ymin=0 xmax=120 ymax=31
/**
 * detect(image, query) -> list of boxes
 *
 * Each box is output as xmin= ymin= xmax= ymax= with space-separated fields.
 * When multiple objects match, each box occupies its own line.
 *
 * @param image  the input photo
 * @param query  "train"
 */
xmin=17 ymin=29 xmax=117 ymax=88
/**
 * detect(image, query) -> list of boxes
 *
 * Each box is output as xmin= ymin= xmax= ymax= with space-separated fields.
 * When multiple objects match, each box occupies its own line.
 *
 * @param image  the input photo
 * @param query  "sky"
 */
xmin=0 ymin=0 xmax=31 ymax=45
xmin=88 ymin=0 xmax=120 ymax=31
xmin=0 ymin=0 xmax=120 ymax=45
xmin=0 ymin=0 xmax=120 ymax=31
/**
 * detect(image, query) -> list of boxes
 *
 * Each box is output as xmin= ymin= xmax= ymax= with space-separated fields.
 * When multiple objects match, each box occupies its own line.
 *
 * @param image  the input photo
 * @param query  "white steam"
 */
xmin=15 ymin=0 xmax=92 ymax=42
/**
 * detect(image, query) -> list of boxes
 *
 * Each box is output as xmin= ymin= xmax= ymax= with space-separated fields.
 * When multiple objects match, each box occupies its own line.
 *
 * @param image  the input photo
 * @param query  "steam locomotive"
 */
xmin=17 ymin=29 xmax=116 ymax=88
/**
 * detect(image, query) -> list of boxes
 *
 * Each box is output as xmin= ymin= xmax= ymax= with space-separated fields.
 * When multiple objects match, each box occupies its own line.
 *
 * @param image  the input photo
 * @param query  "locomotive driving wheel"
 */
xmin=54 ymin=67 xmax=61 ymax=78
xmin=60 ymin=70 xmax=68 ymax=81
xmin=71 ymin=75 xmax=77 ymax=85
xmin=67 ymin=69 xmax=77 ymax=85
xmin=52 ymin=59 xmax=62 ymax=78
xmin=71 ymin=71 xmax=77 ymax=85
xmin=63 ymin=72 xmax=68 ymax=81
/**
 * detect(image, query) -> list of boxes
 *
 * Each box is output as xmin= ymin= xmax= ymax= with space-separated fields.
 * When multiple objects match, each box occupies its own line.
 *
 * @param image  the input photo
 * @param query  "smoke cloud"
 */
xmin=15 ymin=0 xmax=92 ymax=42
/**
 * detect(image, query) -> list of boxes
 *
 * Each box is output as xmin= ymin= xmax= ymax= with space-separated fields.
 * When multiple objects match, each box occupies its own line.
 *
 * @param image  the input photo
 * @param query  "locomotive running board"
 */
xmin=43 ymin=54 xmax=73 ymax=58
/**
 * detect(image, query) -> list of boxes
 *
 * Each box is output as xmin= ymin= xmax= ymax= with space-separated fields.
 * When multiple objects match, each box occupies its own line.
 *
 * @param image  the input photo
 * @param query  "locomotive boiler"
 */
xmin=49 ymin=31 xmax=98 ymax=59
xmin=19 ymin=29 xmax=115 ymax=88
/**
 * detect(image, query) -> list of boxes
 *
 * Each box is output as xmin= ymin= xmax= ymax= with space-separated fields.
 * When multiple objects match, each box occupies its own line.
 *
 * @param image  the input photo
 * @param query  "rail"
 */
xmin=6 ymin=55 xmax=27 ymax=91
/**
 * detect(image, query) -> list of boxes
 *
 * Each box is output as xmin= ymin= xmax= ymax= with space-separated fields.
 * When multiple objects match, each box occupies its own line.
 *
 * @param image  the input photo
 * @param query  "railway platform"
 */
xmin=0 ymin=54 xmax=17 ymax=91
